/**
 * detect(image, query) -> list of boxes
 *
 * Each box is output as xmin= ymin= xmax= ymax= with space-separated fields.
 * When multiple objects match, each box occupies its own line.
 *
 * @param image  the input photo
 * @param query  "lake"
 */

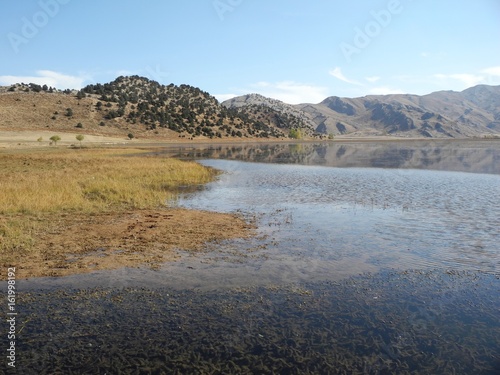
xmin=162 ymin=140 xmax=500 ymax=287
xmin=7 ymin=140 xmax=500 ymax=374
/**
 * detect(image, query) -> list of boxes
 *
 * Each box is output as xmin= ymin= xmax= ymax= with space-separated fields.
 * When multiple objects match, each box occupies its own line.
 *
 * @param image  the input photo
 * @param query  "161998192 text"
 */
xmin=6 ymin=267 xmax=17 ymax=368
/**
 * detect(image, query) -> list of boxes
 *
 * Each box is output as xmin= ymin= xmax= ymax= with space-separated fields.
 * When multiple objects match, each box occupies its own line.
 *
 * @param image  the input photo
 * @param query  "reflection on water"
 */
xmin=173 ymin=158 xmax=500 ymax=285
xmin=158 ymin=140 xmax=500 ymax=174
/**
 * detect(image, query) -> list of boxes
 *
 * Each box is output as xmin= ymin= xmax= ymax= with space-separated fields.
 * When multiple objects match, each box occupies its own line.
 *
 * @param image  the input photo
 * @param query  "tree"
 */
xmin=289 ymin=128 xmax=303 ymax=139
xmin=65 ymin=108 xmax=73 ymax=117
xmin=49 ymin=135 xmax=61 ymax=146
xmin=76 ymin=90 xmax=86 ymax=100
xmin=127 ymin=133 xmax=134 ymax=140
xmin=76 ymin=134 xmax=84 ymax=148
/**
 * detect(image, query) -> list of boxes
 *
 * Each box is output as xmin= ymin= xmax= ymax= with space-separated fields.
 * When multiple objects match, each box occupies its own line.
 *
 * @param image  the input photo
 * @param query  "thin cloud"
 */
xmin=246 ymin=81 xmax=329 ymax=104
xmin=482 ymin=66 xmax=500 ymax=77
xmin=328 ymin=67 xmax=361 ymax=85
xmin=0 ymin=70 xmax=89 ymax=89
xmin=434 ymin=73 xmax=485 ymax=88
xmin=365 ymin=76 xmax=381 ymax=83
xmin=217 ymin=81 xmax=330 ymax=104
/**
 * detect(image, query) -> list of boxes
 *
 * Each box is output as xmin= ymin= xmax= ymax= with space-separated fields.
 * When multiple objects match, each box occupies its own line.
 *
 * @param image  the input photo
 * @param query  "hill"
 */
xmin=0 ymin=77 xmax=307 ymax=141
xmin=222 ymin=94 xmax=317 ymax=137
xmin=225 ymin=85 xmax=500 ymax=138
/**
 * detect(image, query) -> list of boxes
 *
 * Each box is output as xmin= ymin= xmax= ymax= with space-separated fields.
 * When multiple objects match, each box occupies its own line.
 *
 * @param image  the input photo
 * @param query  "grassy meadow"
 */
xmin=0 ymin=147 xmax=218 ymax=256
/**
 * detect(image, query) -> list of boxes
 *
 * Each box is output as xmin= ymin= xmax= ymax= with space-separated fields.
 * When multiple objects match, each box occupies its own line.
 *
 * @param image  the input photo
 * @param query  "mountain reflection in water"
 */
xmin=156 ymin=140 xmax=500 ymax=175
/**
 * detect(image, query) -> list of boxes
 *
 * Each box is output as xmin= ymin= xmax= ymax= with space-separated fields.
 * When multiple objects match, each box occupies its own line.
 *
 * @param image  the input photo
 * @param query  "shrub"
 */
xmin=76 ymin=134 xmax=84 ymax=148
xmin=49 ymin=135 xmax=61 ymax=145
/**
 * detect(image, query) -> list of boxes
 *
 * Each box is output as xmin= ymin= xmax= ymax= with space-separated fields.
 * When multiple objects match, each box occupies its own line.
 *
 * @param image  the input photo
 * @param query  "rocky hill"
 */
xmin=222 ymin=94 xmax=317 ymax=136
xmin=0 ymin=77 xmax=303 ymax=140
xmin=294 ymin=85 xmax=500 ymax=138
xmin=224 ymin=85 xmax=500 ymax=138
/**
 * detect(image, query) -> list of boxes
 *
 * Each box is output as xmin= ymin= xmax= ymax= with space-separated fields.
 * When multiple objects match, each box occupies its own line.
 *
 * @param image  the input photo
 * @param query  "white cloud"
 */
xmin=365 ymin=76 xmax=381 ymax=83
xmin=216 ymin=81 xmax=329 ymax=104
xmin=433 ymin=73 xmax=485 ymax=88
xmin=328 ymin=67 xmax=361 ymax=85
xmin=254 ymin=81 xmax=271 ymax=88
xmin=248 ymin=81 xmax=329 ymax=104
xmin=0 ymin=70 xmax=89 ymax=89
xmin=115 ymin=69 xmax=136 ymax=77
xmin=482 ymin=66 xmax=500 ymax=77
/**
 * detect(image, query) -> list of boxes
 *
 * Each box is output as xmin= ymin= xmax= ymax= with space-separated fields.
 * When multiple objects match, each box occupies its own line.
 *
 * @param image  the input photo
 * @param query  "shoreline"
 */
xmin=0 ymin=147 xmax=255 ymax=280
xmin=1 ymin=128 xmax=499 ymax=150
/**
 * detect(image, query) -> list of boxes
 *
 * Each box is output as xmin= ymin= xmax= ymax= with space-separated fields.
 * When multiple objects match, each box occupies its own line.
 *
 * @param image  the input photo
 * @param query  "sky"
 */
xmin=1 ymin=0 xmax=499 ymax=104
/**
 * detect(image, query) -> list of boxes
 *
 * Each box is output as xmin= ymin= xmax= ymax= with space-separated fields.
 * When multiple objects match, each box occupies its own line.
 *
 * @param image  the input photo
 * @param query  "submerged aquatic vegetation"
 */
xmin=8 ymin=270 xmax=500 ymax=374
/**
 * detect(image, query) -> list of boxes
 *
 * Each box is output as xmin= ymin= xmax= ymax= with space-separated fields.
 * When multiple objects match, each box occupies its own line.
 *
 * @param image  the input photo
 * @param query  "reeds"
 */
xmin=0 ymin=148 xmax=216 ymax=213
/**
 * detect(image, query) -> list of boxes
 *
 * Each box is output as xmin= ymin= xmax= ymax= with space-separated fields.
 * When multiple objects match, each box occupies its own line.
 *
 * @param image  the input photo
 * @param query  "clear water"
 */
xmin=171 ymin=155 xmax=500 ymax=285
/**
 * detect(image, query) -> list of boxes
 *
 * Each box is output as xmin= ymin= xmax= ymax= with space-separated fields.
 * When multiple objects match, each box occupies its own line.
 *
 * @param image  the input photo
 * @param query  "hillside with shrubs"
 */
xmin=0 ymin=76 xmax=314 ymax=140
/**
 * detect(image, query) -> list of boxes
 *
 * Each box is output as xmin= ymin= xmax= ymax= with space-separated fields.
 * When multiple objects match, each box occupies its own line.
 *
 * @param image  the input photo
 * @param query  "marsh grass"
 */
xmin=0 ymin=148 xmax=218 ymax=254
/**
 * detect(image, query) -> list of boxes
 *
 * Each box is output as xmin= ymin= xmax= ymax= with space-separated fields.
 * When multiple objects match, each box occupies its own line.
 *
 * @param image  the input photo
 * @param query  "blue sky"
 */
xmin=1 ymin=0 xmax=499 ymax=103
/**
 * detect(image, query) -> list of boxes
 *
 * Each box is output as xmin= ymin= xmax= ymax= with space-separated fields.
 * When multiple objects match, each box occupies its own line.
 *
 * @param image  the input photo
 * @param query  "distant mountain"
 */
xmin=225 ymin=85 xmax=500 ymax=138
xmin=298 ymin=85 xmax=500 ymax=138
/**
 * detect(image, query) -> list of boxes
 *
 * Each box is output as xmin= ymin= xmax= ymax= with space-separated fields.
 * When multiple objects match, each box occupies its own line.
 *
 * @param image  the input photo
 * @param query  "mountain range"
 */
xmin=1 ymin=76 xmax=499 ymax=139
xmin=223 ymin=85 xmax=500 ymax=138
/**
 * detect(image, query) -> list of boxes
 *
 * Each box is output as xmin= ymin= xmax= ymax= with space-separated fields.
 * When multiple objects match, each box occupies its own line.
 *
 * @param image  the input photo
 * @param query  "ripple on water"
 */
xmin=178 ymin=160 xmax=500 ymax=279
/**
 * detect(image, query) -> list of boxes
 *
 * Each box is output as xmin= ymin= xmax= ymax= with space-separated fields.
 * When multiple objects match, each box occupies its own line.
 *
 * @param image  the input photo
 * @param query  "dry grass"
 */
xmin=0 ymin=148 xmax=218 ymax=256
xmin=0 ymin=148 xmax=216 ymax=214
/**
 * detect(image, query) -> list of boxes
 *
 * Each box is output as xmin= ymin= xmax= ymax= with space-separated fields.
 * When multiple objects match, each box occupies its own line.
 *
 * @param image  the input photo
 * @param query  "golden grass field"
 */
xmin=0 ymin=148 xmax=216 ymax=214
xmin=0 ymin=147 xmax=253 ymax=278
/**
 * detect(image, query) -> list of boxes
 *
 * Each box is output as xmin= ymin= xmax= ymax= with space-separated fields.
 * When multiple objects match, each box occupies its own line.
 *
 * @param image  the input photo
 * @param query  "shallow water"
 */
xmin=177 ymin=159 xmax=499 ymax=275
xmin=154 ymin=141 xmax=500 ymax=288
